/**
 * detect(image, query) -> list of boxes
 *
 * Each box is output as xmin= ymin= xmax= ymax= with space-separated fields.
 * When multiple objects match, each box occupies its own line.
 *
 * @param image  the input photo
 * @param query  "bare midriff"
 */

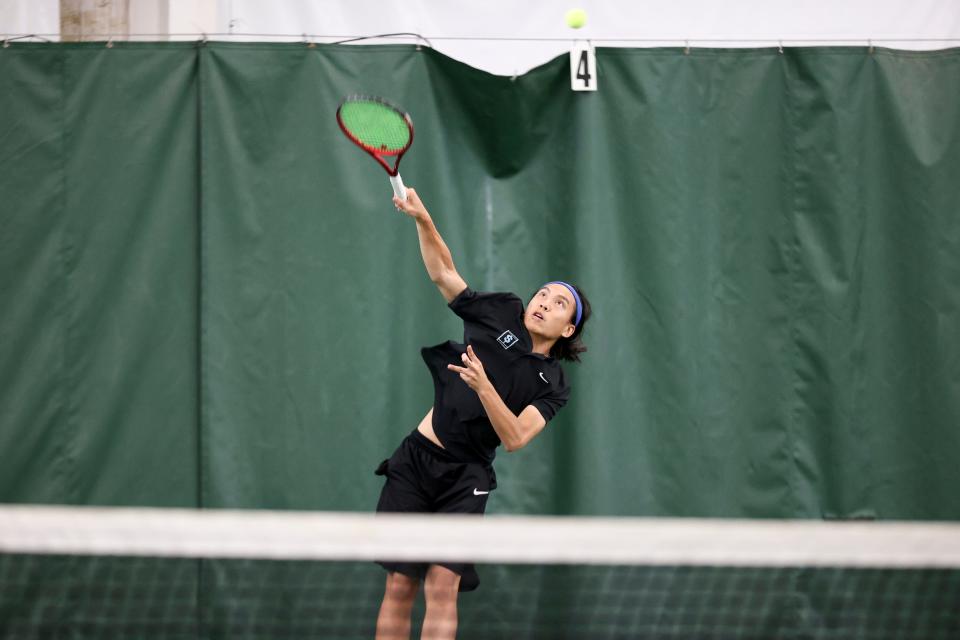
xmin=416 ymin=408 xmax=445 ymax=448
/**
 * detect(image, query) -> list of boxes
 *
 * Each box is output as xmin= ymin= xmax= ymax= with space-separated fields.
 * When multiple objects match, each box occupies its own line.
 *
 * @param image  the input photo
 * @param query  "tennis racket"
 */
xmin=336 ymin=95 xmax=414 ymax=201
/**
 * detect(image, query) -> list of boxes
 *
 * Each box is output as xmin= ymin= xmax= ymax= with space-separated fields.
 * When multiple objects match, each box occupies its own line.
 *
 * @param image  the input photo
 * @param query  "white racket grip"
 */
xmin=390 ymin=174 xmax=407 ymax=201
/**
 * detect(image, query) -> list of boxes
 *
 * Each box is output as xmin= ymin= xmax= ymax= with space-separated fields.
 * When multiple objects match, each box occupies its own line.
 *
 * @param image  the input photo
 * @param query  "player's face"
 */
xmin=524 ymin=284 xmax=577 ymax=340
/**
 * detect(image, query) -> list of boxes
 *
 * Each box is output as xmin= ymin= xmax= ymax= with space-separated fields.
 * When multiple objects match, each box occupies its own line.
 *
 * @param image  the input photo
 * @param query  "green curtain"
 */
xmin=1 ymin=44 xmax=200 ymax=506
xmin=2 ymin=42 xmax=959 ymax=520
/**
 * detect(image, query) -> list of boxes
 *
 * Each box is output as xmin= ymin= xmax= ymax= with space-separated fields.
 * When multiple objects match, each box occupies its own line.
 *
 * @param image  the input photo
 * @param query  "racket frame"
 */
xmin=335 ymin=95 xmax=414 ymax=178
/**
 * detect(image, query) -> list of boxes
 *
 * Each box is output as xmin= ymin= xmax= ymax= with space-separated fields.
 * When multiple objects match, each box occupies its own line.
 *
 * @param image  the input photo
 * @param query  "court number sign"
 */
xmin=570 ymin=43 xmax=597 ymax=92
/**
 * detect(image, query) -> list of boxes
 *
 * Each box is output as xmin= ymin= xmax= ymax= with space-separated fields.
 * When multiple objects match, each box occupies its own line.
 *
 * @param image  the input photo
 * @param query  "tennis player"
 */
xmin=374 ymin=187 xmax=591 ymax=640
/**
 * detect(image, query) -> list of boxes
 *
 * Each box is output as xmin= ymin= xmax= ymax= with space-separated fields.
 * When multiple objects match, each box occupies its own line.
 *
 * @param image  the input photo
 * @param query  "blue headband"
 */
xmin=545 ymin=281 xmax=583 ymax=328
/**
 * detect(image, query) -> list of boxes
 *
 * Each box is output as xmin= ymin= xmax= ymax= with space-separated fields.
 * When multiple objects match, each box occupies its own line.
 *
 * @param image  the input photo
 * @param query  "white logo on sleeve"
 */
xmin=539 ymin=372 xmax=549 ymax=383
xmin=497 ymin=330 xmax=519 ymax=349
xmin=473 ymin=488 xmax=490 ymax=495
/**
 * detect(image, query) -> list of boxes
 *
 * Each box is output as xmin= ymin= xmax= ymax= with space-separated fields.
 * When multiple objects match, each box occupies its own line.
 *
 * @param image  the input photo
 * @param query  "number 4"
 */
xmin=576 ymin=50 xmax=591 ymax=86
xmin=570 ymin=43 xmax=597 ymax=92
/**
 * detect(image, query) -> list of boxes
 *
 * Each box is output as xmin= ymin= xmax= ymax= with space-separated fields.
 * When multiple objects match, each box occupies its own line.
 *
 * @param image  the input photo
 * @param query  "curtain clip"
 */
xmin=684 ymin=40 xmax=690 ymax=55
xmin=778 ymin=40 xmax=784 ymax=54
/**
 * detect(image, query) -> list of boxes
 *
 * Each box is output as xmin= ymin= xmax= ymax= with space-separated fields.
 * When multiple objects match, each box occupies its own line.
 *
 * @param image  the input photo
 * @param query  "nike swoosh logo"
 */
xmin=539 ymin=372 xmax=549 ymax=383
xmin=473 ymin=488 xmax=489 ymax=495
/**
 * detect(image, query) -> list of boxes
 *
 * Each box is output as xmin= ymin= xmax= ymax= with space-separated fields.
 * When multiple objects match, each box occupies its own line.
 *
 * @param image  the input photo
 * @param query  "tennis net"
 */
xmin=2 ymin=505 xmax=959 ymax=639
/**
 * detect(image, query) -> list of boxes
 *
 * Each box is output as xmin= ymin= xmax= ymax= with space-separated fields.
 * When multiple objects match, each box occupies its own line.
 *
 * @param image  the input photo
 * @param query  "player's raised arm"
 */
xmin=393 ymin=187 xmax=468 ymax=303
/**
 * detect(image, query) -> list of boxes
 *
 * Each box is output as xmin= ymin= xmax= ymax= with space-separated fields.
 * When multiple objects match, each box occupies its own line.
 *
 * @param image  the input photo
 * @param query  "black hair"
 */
xmin=531 ymin=284 xmax=591 ymax=363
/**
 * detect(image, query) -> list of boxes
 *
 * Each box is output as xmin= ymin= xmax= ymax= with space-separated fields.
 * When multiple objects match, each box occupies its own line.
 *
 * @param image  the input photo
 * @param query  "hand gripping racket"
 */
xmin=336 ymin=95 xmax=414 ymax=200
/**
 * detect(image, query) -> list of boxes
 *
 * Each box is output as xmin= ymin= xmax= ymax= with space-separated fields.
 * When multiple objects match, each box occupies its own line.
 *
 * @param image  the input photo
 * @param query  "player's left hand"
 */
xmin=447 ymin=345 xmax=491 ymax=393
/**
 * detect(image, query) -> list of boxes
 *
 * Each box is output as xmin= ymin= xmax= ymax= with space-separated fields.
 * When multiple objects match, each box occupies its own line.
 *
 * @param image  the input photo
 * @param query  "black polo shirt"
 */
xmin=420 ymin=287 xmax=571 ymax=464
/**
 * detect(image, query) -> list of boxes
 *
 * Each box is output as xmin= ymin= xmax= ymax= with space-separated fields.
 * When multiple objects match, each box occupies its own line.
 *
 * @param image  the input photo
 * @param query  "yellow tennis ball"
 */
xmin=565 ymin=8 xmax=587 ymax=29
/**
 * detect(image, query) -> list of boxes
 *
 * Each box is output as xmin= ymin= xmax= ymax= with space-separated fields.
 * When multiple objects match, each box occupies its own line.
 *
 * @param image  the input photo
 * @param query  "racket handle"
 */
xmin=390 ymin=174 xmax=407 ymax=201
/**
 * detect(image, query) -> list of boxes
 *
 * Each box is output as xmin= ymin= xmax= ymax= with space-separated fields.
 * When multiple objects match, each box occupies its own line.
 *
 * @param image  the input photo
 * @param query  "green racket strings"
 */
xmin=339 ymin=100 xmax=410 ymax=152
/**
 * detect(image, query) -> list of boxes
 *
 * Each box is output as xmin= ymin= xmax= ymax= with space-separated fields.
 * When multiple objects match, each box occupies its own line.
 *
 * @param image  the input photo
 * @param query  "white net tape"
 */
xmin=2 ymin=505 xmax=960 ymax=567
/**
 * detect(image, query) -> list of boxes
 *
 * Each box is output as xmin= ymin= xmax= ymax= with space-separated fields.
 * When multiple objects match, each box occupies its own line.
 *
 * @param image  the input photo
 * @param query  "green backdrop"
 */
xmin=1 ymin=42 xmax=959 ymax=520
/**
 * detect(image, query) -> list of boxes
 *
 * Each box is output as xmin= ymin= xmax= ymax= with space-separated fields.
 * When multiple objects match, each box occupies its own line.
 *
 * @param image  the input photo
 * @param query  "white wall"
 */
xmin=223 ymin=0 xmax=960 ymax=74
xmin=0 ymin=0 xmax=59 ymax=38
xmin=167 ymin=0 xmax=216 ymax=37
xmin=3 ymin=0 xmax=959 ymax=75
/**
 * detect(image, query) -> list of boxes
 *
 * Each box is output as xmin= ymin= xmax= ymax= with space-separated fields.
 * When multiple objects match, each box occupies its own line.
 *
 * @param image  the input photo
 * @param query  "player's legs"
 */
xmin=421 ymin=564 xmax=461 ymax=640
xmin=376 ymin=571 xmax=421 ymax=640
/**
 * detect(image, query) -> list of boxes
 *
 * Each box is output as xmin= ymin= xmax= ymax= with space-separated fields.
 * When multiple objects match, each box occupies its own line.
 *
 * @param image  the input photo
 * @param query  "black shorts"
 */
xmin=374 ymin=430 xmax=497 ymax=592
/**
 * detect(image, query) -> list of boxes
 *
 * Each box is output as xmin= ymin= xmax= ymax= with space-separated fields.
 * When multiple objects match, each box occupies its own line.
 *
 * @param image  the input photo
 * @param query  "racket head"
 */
xmin=336 ymin=95 xmax=414 ymax=176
